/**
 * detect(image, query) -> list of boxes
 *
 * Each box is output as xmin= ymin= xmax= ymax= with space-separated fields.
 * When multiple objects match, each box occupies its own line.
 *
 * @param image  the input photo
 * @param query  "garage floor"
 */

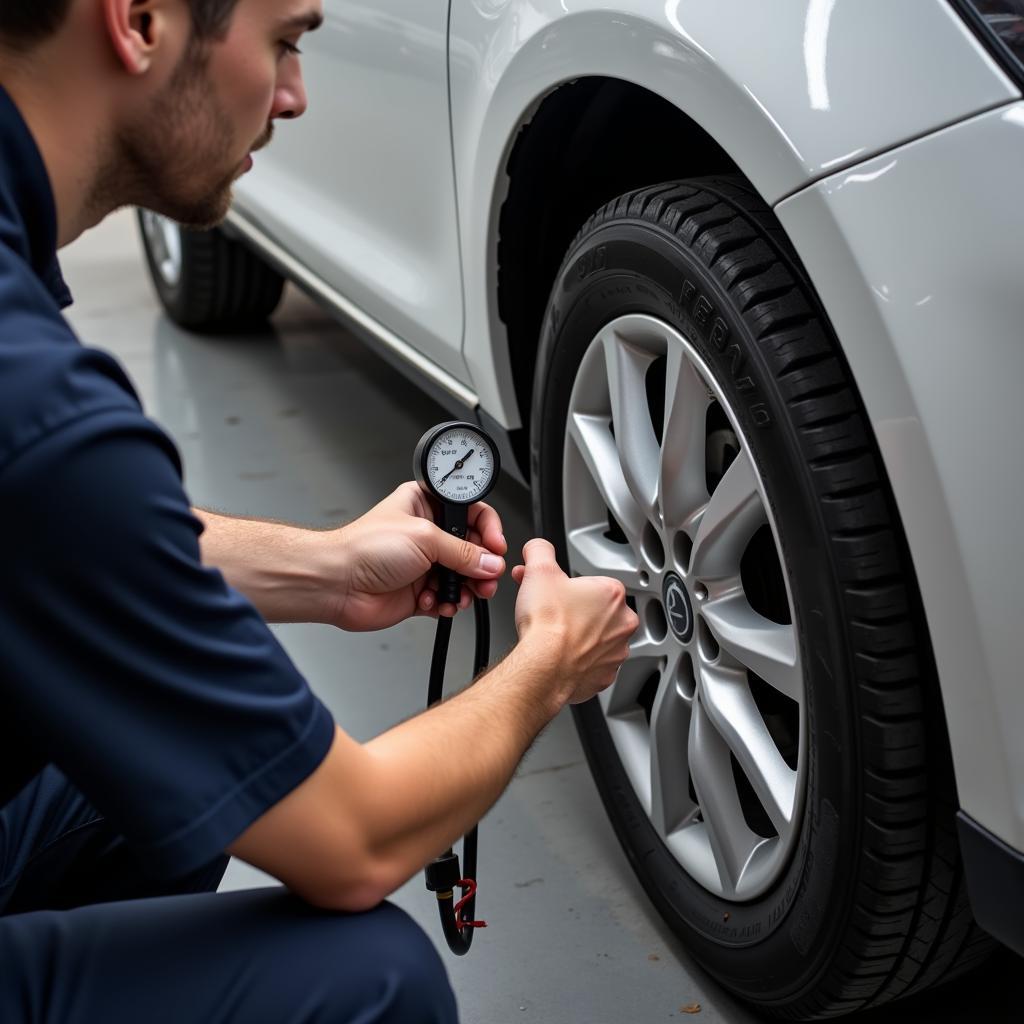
xmin=58 ymin=211 xmax=1015 ymax=1023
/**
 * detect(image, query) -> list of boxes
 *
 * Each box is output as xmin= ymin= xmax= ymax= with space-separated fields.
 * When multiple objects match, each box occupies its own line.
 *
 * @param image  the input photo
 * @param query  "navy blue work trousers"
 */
xmin=0 ymin=767 xmax=458 ymax=1023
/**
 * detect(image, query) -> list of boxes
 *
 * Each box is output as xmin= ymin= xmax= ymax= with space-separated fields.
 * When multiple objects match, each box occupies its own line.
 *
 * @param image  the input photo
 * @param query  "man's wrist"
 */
xmin=273 ymin=524 xmax=347 ymax=625
xmin=502 ymin=628 xmax=573 ymax=721
xmin=195 ymin=509 xmax=343 ymax=624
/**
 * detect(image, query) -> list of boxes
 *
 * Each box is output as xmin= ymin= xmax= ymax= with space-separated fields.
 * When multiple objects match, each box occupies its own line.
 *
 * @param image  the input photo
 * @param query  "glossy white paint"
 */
xmin=450 ymin=0 xmax=1018 ymax=428
xmin=224 ymin=209 xmax=479 ymax=410
xmin=233 ymin=0 xmax=468 ymax=381
xmin=776 ymin=103 xmax=1024 ymax=851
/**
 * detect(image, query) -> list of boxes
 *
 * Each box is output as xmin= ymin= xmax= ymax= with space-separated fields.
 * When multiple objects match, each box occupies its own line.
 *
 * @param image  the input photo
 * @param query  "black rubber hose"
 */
xmin=428 ymin=614 xmax=453 ymax=708
xmin=424 ymin=596 xmax=490 ymax=955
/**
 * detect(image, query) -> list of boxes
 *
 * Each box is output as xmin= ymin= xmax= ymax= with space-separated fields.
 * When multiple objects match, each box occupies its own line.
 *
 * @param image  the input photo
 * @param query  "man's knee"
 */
xmin=250 ymin=897 xmax=457 ymax=1024
xmin=325 ymin=901 xmax=458 ymax=1024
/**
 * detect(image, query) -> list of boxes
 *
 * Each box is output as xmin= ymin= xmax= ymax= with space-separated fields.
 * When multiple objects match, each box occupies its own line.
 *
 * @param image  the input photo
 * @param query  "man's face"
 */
xmin=117 ymin=0 xmax=322 ymax=227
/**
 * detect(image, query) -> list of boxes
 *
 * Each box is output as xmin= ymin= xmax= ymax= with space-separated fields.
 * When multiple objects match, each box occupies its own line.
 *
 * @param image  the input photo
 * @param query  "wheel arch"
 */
xmin=494 ymin=78 xmax=744 ymax=475
xmin=450 ymin=0 xmax=1012 ymax=472
xmin=450 ymin=4 xmax=819 ymax=475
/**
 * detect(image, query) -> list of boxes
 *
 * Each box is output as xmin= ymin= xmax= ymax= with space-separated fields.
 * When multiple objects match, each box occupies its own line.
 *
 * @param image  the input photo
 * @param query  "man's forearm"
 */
xmin=360 ymin=641 xmax=560 ymax=884
xmin=193 ymin=508 xmax=330 ymax=623
xmin=229 ymin=635 xmax=568 ymax=910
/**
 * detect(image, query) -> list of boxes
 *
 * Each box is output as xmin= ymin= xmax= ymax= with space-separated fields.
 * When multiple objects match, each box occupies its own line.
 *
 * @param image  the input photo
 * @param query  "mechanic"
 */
xmin=0 ymin=1 xmax=639 ymax=1021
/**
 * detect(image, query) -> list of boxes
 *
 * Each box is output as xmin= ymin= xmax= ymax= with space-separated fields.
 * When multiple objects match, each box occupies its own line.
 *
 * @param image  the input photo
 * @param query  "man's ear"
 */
xmin=101 ymin=0 xmax=188 ymax=75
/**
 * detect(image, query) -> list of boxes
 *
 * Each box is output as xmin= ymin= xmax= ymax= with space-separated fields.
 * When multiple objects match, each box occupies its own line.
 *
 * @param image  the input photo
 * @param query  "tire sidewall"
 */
xmin=531 ymin=217 xmax=860 ymax=1002
xmin=136 ymin=212 xmax=284 ymax=331
xmin=137 ymin=212 xmax=190 ymax=319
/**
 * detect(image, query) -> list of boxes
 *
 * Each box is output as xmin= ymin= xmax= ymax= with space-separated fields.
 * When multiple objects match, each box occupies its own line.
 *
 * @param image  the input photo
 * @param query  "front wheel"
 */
xmin=531 ymin=178 xmax=992 ymax=1018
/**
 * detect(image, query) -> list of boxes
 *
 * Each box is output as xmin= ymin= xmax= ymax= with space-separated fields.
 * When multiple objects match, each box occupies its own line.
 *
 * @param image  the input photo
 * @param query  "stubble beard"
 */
xmin=97 ymin=42 xmax=243 ymax=229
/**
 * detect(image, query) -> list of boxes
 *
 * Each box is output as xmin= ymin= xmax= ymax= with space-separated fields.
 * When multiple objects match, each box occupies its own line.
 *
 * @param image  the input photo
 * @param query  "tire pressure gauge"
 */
xmin=415 ymin=420 xmax=499 ymax=506
xmin=415 ymin=421 xmax=500 ymax=952
xmin=414 ymin=421 xmax=500 ymax=606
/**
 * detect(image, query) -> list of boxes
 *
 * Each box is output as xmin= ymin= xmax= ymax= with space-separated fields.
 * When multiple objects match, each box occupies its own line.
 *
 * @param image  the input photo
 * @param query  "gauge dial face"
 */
xmin=424 ymin=425 xmax=495 ymax=504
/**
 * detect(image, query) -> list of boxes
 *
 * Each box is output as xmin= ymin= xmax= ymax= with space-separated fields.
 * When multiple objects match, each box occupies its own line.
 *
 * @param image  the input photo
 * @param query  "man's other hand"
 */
xmin=511 ymin=539 xmax=639 ymax=708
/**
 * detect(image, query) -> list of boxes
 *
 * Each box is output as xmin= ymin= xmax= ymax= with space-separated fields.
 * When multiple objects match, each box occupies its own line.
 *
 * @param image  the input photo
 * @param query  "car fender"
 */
xmin=776 ymin=103 xmax=1024 ymax=854
xmin=450 ymin=0 xmax=1017 ymax=429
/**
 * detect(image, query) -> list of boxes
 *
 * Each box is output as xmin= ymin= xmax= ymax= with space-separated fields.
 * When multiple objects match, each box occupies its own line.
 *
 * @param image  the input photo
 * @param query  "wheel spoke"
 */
xmin=603 ymin=651 xmax=661 ymax=717
xmin=689 ymin=447 xmax=766 ymax=582
xmin=568 ymin=411 xmax=647 ymax=543
xmin=699 ymin=664 xmax=798 ymax=836
xmin=649 ymin=649 xmax=695 ymax=836
xmin=627 ymin=625 xmax=667 ymax=663
xmin=701 ymin=594 xmax=802 ymax=703
xmin=602 ymin=330 xmax=660 ymax=519
xmin=603 ymin=591 xmax=669 ymax=715
xmin=565 ymin=524 xmax=643 ymax=588
xmin=659 ymin=342 xmax=711 ymax=528
xmin=688 ymin=700 xmax=755 ymax=896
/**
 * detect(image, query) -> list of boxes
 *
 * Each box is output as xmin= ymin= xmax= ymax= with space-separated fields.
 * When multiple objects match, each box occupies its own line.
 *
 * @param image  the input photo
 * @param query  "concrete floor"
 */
xmin=58 ymin=210 xmax=1015 ymax=1023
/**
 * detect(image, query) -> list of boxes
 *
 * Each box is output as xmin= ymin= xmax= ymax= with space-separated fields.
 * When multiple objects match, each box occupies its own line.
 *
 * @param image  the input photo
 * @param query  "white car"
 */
xmin=138 ymin=1 xmax=1024 ymax=1018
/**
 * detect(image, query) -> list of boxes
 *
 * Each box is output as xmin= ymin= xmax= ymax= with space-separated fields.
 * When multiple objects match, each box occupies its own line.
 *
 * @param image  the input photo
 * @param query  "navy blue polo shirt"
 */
xmin=0 ymin=86 xmax=335 ymax=877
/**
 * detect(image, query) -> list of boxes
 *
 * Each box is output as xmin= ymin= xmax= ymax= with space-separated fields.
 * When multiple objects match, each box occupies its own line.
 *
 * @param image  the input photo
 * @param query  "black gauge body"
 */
xmin=414 ymin=421 xmax=500 ymax=606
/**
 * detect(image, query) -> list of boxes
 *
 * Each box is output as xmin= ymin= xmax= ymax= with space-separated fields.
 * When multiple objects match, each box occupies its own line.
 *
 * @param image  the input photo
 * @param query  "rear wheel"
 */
xmin=531 ymin=177 xmax=992 ymax=1018
xmin=136 ymin=209 xmax=284 ymax=331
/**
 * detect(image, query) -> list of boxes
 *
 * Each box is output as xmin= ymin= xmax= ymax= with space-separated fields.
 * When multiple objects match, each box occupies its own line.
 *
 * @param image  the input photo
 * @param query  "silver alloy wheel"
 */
xmin=563 ymin=313 xmax=807 ymax=901
xmin=139 ymin=210 xmax=183 ymax=288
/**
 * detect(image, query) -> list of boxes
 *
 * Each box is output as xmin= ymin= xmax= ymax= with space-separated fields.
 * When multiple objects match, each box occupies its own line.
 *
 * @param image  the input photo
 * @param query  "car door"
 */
xmin=232 ymin=1 xmax=467 ymax=382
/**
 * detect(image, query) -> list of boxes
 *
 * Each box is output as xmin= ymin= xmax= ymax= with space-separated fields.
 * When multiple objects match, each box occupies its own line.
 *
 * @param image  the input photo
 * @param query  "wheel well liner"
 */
xmin=496 ymin=78 xmax=742 ymax=468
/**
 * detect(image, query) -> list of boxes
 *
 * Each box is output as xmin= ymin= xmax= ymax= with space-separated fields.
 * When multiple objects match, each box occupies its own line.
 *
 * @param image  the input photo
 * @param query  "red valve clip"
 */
xmin=454 ymin=879 xmax=487 ymax=930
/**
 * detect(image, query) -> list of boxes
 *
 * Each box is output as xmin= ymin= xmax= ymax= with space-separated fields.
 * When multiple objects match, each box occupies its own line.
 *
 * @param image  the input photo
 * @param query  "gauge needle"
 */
xmin=439 ymin=449 xmax=474 ymax=486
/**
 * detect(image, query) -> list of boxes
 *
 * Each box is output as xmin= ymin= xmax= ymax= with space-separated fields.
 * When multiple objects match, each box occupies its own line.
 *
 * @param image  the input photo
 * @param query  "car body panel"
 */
xmin=776 ymin=102 xmax=1024 ymax=852
xmin=232 ymin=0 xmax=469 ymax=381
xmin=450 ymin=0 xmax=1018 ymax=429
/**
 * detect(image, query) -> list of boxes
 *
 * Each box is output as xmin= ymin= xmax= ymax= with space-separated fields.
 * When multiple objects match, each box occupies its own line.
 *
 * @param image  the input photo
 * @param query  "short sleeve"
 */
xmin=0 ymin=408 xmax=335 ymax=877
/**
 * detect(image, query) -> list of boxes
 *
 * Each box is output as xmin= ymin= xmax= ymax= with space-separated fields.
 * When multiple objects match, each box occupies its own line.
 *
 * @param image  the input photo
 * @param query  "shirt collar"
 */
xmin=0 ymin=84 xmax=73 ymax=309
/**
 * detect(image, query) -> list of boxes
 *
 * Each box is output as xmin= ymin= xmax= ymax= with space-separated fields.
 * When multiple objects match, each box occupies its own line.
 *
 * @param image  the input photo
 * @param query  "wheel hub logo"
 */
xmin=663 ymin=573 xmax=693 ymax=643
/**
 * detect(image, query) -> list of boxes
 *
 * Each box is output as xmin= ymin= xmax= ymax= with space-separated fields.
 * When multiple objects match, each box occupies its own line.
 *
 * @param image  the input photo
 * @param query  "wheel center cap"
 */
xmin=663 ymin=573 xmax=694 ymax=643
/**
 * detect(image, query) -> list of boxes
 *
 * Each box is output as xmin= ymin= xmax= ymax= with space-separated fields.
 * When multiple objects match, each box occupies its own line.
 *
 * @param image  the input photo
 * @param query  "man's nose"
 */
xmin=271 ymin=66 xmax=309 ymax=121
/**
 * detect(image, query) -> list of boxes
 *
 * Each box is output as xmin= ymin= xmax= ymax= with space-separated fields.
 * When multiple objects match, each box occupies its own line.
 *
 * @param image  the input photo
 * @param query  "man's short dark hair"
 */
xmin=0 ymin=1 xmax=241 ymax=49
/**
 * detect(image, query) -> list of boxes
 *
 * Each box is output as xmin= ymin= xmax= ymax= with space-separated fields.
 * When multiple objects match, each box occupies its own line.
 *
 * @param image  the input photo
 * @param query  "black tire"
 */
xmin=530 ymin=177 xmax=993 ymax=1019
xmin=136 ymin=209 xmax=284 ymax=331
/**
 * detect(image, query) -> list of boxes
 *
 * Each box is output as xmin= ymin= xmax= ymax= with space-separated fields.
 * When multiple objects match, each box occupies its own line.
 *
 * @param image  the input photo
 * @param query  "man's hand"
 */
xmin=323 ymin=482 xmax=507 ymax=631
xmin=194 ymin=483 xmax=505 ymax=630
xmin=512 ymin=539 xmax=639 ymax=709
